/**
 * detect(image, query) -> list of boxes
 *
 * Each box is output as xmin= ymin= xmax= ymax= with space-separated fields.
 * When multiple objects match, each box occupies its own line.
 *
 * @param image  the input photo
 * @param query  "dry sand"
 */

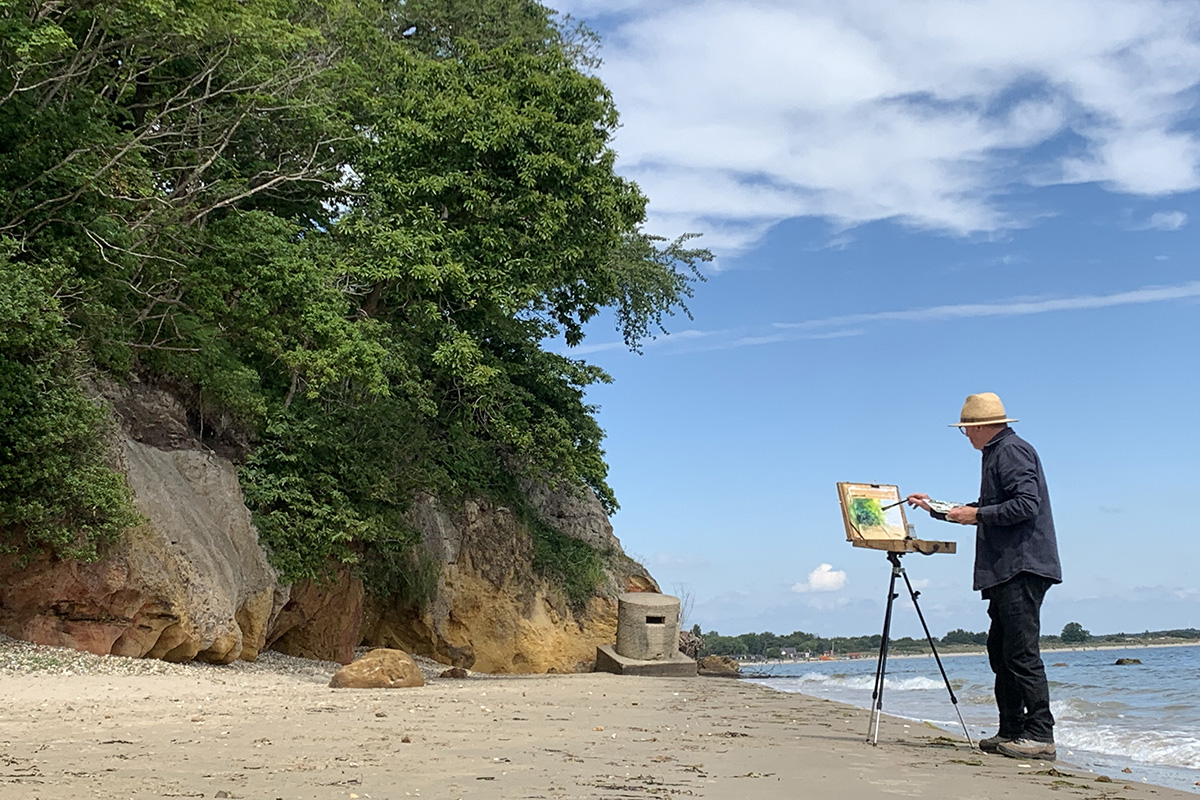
xmin=1 ymin=649 xmax=1193 ymax=800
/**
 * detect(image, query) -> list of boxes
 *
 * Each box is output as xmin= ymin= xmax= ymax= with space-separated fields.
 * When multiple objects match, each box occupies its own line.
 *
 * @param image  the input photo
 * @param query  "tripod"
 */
xmin=866 ymin=551 xmax=973 ymax=748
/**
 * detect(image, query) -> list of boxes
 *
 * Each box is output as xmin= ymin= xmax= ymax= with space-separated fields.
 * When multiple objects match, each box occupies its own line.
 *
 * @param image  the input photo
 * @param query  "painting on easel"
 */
xmin=837 ymin=483 xmax=908 ymax=547
xmin=836 ymin=482 xmax=956 ymax=554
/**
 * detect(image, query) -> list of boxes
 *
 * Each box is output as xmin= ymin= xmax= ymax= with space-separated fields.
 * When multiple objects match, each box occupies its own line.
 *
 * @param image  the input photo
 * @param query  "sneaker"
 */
xmin=997 ymin=738 xmax=1057 ymax=761
xmin=978 ymin=734 xmax=1015 ymax=753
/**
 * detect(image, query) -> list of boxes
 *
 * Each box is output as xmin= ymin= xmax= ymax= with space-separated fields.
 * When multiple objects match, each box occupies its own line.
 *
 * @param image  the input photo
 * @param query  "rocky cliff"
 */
xmin=360 ymin=493 xmax=657 ymax=673
xmin=0 ymin=381 xmax=657 ymax=671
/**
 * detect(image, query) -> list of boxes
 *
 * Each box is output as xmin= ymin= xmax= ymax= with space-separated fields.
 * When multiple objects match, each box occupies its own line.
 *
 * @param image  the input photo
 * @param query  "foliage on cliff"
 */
xmin=0 ymin=0 xmax=709 ymax=591
xmin=0 ymin=243 xmax=142 ymax=560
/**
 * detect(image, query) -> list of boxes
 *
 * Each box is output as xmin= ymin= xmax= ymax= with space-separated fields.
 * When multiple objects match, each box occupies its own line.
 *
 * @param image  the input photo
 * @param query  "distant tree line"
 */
xmin=693 ymin=623 xmax=1200 ymax=659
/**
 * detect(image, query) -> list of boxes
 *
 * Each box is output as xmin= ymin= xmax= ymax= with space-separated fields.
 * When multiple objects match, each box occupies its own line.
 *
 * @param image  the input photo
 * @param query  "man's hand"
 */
xmin=906 ymin=493 xmax=932 ymax=512
xmin=947 ymin=505 xmax=978 ymax=525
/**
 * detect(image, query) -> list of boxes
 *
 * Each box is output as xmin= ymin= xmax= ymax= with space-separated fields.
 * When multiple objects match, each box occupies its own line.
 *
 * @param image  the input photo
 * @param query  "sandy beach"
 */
xmin=0 ymin=643 xmax=1194 ymax=800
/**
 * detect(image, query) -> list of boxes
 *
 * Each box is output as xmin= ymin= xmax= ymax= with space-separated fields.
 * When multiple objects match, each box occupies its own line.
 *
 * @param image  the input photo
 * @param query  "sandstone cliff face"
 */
xmin=0 ymin=381 xmax=658 ymax=672
xmin=361 ymin=493 xmax=658 ymax=674
xmin=0 ymin=383 xmax=285 ymax=662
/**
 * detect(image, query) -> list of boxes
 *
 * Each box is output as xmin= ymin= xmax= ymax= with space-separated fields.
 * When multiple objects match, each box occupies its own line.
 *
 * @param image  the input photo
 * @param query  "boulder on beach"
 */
xmin=698 ymin=655 xmax=741 ymax=678
xmin=329 ymin=648 xmax=425 ymax=688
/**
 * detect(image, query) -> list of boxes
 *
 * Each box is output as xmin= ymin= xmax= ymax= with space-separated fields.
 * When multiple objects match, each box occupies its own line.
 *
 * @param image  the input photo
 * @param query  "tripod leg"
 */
xmin=899 ymin=569 xmax=975 ymax=749
xmin=867 ymin=553 xmax=901 ymax=745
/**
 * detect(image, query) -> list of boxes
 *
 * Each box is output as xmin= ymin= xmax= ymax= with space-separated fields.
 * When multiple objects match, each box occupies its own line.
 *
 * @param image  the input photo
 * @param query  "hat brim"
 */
xmin=949 ymin=418 xmax=1018 ymax=427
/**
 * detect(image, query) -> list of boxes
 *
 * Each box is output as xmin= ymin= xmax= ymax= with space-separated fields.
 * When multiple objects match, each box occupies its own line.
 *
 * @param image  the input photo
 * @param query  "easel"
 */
xmin=866 ymin=549 xmax=973 ymax=748
xmin=833 ymin=483 xmax=972 ymax=748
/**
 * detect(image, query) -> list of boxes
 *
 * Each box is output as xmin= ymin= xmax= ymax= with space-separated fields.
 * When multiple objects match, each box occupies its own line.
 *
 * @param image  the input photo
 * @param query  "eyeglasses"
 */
xmin=959 ymin=426 xmax=969 ymax=435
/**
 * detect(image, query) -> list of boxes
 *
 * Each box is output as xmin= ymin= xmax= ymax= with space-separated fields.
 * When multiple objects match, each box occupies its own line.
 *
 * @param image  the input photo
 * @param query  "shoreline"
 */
xmin=737 ymin=639 xmax=1200 ymax=667
xmin=1 ymin=639 xmax=1196 ymax=798
xmin=740 ymin=641 xmax=1200 ymax=795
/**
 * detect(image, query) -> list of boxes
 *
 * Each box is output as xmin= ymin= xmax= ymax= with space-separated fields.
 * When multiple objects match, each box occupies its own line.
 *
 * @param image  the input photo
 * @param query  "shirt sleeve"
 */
xmin=976 ymin=441 xmax=1041 ymax=526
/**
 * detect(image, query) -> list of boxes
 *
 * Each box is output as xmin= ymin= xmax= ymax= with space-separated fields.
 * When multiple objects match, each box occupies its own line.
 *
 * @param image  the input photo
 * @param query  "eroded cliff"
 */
xmin=0 ymin=381 xmax=657 ymax=672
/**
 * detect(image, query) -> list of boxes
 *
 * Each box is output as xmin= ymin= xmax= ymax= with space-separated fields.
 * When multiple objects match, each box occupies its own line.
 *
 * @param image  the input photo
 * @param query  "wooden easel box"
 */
xmin=836 ymin=481 xmax=956 ymax=555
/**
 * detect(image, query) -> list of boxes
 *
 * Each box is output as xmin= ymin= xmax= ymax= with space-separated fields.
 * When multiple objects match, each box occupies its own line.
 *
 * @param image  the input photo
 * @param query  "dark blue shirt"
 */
xmin=969 ymin=427 xmax=1062 ymax=592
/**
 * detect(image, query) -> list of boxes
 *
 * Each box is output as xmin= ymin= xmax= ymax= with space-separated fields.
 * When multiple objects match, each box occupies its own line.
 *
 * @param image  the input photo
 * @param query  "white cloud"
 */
xmin=577 ymin=0 xmax=1200 ymax=251
xmin=792 ymin=563 xmax=848 ymax=593
xmin=1137 ymin=210 xmax=1188 ymax=231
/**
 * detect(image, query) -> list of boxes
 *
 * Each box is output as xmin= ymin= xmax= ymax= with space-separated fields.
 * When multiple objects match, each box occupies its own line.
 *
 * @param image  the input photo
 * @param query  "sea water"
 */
xmin=749 ymin=644 xmax=1200 ymax=793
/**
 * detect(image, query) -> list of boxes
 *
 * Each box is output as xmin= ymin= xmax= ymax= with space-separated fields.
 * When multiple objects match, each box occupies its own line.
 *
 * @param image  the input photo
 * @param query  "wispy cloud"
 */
xmin=805 ymin=329 xmax=867 ymax=340
xmin=567 ymin=340 xmax=626 ymax=356
xmin=774 ymin=280 xmax=1200 ymax=330
xmin=566 ymin=327 xmax=721 ymax=356
xmin=1135 ymin=210 xmax=1189 ymax=231
xmin=727 ymin=328 xmax=867 ymax=348
xmin=556 ymin=0 xmax=1200 ymax=252
xmin=564 ymin=279 xmax=1200 ymax=357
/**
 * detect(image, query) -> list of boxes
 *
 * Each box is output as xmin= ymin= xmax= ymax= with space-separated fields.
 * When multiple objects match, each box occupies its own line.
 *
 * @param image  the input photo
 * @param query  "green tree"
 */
xmin=0 ymin=240 xmax=141 ymax=560
xmin=941 ymin=628 xmax=988 ymax=646
xmin=1 ymin=0 xmax=710 ymax=604
xmin=1061 ymin=622 xmax=1090 ymax=644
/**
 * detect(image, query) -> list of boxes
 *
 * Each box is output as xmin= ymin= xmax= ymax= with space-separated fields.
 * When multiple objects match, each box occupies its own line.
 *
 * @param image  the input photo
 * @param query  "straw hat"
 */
xmin=950 ymin=392 xmax=1019 ymax=427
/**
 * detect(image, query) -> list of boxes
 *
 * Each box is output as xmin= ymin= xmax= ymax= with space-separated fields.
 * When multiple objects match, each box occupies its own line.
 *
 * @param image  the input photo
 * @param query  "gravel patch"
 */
xmin=0 ymin=633 xmax=458 ymax=682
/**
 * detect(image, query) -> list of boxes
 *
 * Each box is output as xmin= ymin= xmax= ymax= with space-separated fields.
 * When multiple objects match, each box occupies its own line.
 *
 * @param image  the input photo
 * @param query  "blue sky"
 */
xmin=553 ymin=0 xmax=1200 ymax=640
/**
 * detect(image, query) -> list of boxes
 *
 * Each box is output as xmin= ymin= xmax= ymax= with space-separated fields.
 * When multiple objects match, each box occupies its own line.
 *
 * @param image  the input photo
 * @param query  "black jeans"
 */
xmin=985 ymin=571 xmax=1054 ymax=742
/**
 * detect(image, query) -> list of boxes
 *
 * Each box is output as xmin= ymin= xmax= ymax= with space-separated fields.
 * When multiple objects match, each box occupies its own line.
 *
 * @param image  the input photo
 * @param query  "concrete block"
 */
xmin=594 ymin=645 xmax=698 ymax=677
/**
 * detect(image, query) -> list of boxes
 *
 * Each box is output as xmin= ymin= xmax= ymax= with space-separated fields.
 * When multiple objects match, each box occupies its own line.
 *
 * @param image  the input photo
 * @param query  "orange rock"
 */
xmin=329 ymin=649 xmax=424 ymax=689
xmin=359 ymin=492 xmax=660 ymax=675
xmin=699 ymin=655 xmax=742 ymax=677
xmin=267 ymin=569 xmax=364 ymax=665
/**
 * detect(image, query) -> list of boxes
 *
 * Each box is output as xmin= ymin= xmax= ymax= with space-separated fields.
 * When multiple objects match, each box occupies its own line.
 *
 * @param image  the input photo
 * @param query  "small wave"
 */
xmin=759 ymin=672 xmax=943 ymax=693
xmin=886 ymin=675 xmax=949 ymax=691
xmin=1051 ymin=696 xmax=1132 ymax=722
xmin=1059 ymin=726 xmax=1200 ymax=770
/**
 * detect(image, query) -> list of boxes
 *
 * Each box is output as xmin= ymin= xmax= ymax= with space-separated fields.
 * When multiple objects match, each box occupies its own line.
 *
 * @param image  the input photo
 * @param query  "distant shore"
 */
xmin=2 ymin=637 xmax=1196 ymax=799
xmin=737 ymin=639 xmax=1200 ymax=667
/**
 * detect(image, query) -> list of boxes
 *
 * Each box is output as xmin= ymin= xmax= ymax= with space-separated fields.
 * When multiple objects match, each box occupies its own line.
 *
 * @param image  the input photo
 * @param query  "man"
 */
xmin=907 ymin=392 xmax=1061 ymax=761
